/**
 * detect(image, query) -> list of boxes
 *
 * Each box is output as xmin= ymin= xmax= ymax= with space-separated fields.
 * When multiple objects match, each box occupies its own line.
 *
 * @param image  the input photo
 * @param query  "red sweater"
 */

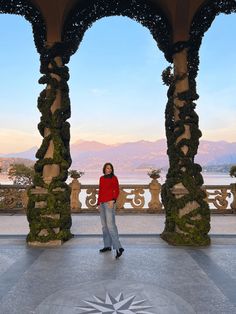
xmin=97 ymin=175 xmax=120 ymax=205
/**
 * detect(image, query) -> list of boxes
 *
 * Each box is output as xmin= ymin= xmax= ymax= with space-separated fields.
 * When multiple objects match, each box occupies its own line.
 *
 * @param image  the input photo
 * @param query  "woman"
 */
xmin=96 ymin=162 xmax=124 ymax=259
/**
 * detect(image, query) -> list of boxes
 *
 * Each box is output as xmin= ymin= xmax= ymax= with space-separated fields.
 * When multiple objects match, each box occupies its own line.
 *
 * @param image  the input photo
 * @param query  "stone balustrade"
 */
xmin=0 ymin=180 xmax=236 ymax=214
xmin=0 ymin=185 xmax=29 ymax=212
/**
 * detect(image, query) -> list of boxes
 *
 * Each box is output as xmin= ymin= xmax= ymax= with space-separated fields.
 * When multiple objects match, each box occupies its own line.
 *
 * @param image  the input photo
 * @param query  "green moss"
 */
xmin=160 ymin=231 xmax=210 ymax=246
xmin=27 ymin=45 xmax=72 ymax=244
xmin=161 ymin=45 xmax=210 ymax=246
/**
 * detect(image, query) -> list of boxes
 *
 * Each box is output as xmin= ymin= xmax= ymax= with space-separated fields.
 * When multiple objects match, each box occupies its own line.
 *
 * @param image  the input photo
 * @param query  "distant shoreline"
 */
xmin=0 ymin=172 xmax=233 ymax=186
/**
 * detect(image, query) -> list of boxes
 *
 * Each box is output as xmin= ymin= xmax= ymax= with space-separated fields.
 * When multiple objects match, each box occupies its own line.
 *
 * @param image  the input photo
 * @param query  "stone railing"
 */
xmin=0 ymin=185 xmax=28 ymax=213
xmin=0 ymin=180 xmax=236 ymax=214
xmin=203 ymin=185 xmax=235 ymax=214
xmin=69 ymin=177 xmax=162 ymax=213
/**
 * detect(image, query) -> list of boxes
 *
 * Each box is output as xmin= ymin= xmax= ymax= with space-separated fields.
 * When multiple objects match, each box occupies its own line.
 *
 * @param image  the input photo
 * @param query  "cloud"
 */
xmin=90 ymin=88 xmax=109 ymax=96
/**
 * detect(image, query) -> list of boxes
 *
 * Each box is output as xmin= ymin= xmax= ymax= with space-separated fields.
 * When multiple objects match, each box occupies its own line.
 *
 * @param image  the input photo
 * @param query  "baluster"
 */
xmin=230 ymin=183 xmax=236 ymax=213
xmin=69 ymin=178 xmax=82 ymax=212
xmin=148 ymin=178 xmax=162 ymax=213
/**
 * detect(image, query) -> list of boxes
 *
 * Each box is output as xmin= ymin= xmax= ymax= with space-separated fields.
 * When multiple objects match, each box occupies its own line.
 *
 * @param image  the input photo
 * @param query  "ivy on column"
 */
xmin=27 ymin=44 xmax=73 ymax=243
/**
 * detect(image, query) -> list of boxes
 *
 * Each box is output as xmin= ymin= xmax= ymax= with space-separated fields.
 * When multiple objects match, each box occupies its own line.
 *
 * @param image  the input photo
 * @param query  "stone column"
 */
xmin=161 ymin=42 xmax=210 ymax=246
xmin=26 ymin=43 xmax=73 ymax=246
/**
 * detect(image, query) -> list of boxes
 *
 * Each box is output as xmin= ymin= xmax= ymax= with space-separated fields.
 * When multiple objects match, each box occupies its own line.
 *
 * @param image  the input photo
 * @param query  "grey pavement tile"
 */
xmin=0 ymin=248 xmax=44 ymax=302
xmin=187 ymin=249 xmax=236 ymax=307
xmin=0 ymin=248 xmax=25 ymax=275
xmin=200 ymin=246 xmax=236 ymax=280
xmin=0 ymin=237 xmax=236 ymax=313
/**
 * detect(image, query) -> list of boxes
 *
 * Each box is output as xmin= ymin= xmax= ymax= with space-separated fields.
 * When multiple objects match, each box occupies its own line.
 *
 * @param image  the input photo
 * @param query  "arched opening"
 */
xmin=0 ymin=13 xmax=41 ymax=235
xmin=66 ymin=13 xmax=170 ymax=234
xmin=69 ymin=16 xmax=169 ymax=181
xmin=189 ymin=0 xmax=236 ymax=187
xmin=0 ymin=14 xmax=41 ymax=151
xmin=195 ymin=13 xmax=236 ymax=186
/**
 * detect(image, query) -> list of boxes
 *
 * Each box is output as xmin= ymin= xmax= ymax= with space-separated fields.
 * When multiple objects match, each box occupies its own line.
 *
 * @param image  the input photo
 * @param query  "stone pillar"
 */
xmin=161 ymin=42 xmax=210 ymax=246
xmin=26 ymin=43 xmax=73 ymax=246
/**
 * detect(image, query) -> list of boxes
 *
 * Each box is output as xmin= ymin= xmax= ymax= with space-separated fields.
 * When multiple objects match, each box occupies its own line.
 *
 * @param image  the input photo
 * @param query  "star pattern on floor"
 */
xmin=78 ymin=292 xmax=154 ymax=313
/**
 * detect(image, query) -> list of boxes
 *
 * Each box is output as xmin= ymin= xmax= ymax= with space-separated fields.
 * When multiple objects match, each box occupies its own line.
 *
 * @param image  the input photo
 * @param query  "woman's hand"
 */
xmin=107 ymin=200 xmax=114 ymax=209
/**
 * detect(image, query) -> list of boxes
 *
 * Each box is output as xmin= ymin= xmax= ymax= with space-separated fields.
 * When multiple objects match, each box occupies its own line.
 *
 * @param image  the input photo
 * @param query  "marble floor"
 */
xmin=0 ymin=235 xmax=236 ymax=313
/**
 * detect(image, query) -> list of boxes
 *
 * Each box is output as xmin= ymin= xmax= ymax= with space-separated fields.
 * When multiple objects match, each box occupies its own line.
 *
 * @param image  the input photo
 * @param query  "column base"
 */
xmin=27 ymin=240 xmax=63 ymax=247
xmin=160 ymin=231 xmax=211 ymax=246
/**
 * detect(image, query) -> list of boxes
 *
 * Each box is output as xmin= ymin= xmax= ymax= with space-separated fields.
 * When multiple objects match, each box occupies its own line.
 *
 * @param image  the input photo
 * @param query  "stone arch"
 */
xmin=62 ymin=0 xmax=173 ymax=62
xmin=0 ymin=0 xmax=46 ymax=53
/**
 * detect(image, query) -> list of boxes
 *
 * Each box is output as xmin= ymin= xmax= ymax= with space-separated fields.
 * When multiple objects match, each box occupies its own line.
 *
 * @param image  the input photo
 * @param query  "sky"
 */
xmin=0 ymin=13 xmax=235 ymax=153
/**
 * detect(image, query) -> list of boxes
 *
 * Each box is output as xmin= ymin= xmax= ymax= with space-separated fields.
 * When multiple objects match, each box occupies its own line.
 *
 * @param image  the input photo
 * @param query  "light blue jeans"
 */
xmin=99 ymin=201 xmax=122 ymax=250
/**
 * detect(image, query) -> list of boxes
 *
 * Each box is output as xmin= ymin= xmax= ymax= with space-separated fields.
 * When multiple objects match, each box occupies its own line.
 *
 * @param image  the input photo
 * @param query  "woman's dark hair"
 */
xmin=103 ymin=162 xmax=114 ymax=174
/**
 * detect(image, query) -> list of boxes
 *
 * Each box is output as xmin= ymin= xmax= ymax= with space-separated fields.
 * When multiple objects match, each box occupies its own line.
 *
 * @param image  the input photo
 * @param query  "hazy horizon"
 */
xmin=1 ymin=137 xmax=236 ymax=155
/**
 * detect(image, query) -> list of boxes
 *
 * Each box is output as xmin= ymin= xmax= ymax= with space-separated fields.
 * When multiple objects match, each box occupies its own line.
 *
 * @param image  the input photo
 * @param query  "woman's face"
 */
xmin=105 ymin=164 xmax=112 ymax=175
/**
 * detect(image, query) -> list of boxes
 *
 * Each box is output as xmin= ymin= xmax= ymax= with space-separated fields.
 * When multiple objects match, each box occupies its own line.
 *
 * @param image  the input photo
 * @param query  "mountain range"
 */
xmin=1 ymin=139 xmax=236 ymax=171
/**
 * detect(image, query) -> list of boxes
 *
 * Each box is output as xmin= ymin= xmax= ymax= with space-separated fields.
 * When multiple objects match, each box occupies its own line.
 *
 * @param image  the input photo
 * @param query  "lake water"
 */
xmin=0 ymin=172 xmax=234 ymax=185
xmin=73 ymin=172 xmax=234 ymax=186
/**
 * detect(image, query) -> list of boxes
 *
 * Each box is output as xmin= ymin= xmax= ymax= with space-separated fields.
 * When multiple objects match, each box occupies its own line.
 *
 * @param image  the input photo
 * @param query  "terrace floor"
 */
xmin=0 ymin=214 xmax=236 ymax=313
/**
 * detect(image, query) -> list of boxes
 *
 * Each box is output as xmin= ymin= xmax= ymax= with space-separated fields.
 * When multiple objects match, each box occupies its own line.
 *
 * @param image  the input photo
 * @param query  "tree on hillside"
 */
xmin=230 ymin=165 xmax=236 ymax=178
xmin=8 ymin=163 xmax=34 ymax=185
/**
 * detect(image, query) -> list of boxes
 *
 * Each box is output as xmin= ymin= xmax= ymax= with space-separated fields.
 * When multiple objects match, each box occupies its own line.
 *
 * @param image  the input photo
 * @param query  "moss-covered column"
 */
xmin=161 ymin=42 xmax=210 ymax=246
xmin=27 ymin=43 xmax=73 ymax=246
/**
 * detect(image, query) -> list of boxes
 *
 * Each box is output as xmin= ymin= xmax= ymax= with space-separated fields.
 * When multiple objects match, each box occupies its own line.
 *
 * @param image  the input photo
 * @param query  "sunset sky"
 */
xmin=0 ymin=13 xmax=235 ymax=154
